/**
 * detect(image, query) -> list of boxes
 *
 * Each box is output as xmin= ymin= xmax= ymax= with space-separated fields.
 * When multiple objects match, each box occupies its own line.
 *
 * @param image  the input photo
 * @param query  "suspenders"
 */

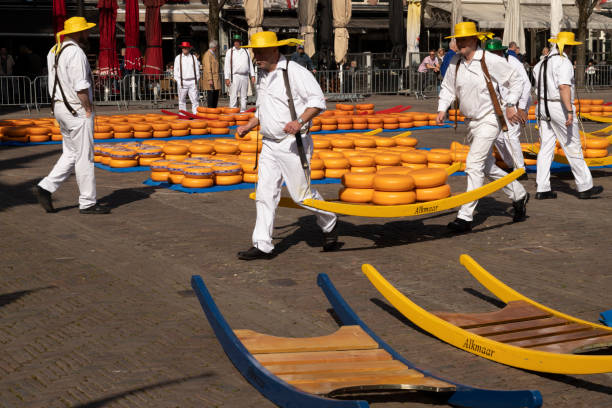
xmin=179 ymin=53 xmax=197 ymax=88
xmin=51 ymin=43 xmax=77 ymax=116
xmin=281 ymin=60 xmax=309 ymax=172
xmin=537 ymin=54 xmax=555 ymax=122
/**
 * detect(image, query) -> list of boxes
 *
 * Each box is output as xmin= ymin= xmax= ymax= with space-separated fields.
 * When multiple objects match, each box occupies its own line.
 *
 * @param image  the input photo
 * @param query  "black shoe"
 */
xmin=237 ymin=247 xmax=273 ymax=260
xmin=322 ymin=225 xmax=341 ymax=252
xmin=447 ymin=218 xmax=472 ymax=233
xmin=578 ymin=185 xmax=603 ymax=199
xmin=79 ymin=204 xmax=111 ymax=214
xmin=535 ymin=191 xmax=557 ymax=200
xmin=512 ymin=193 xmax=529 ymax=222
xmin=517 ymin=171 xmax=529 ymax=181
xmin=33 ymin=185 xmax=56 ymax=213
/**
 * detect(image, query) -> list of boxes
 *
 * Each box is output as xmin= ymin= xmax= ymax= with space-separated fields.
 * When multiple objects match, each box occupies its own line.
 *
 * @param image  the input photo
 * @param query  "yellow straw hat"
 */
xmin=445 ymin=22 xmax=494 ymax=41
xmin=548 ymin=31 xmax=582 ymax=56
xmin=242 ymin=31 xmax=303 ymax=49
xmin=54 ymin=17 xmax=96 ymax=53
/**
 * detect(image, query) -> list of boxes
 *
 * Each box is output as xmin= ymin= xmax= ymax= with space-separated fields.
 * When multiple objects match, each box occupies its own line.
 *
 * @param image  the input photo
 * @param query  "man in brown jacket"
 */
xmin=202 ymin=40 xmax=220 ymax=108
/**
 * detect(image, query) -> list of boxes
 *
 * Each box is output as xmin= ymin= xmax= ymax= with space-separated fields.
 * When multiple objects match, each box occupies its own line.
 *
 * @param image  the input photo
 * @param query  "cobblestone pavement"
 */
xmin=1 ymin=96 xmax=612 ymax=407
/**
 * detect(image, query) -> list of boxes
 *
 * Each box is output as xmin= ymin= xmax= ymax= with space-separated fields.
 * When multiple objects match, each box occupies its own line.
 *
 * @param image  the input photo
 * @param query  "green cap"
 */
xmin=232 ymin=34 xmax=242 ymax=41
xmin=485 ymin=38 xmax=508 ymax=52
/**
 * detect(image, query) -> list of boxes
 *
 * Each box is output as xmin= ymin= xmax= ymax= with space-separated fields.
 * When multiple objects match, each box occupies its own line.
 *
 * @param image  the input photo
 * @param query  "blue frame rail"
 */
xmin=316 ymin=273 xmax=543 ymax=408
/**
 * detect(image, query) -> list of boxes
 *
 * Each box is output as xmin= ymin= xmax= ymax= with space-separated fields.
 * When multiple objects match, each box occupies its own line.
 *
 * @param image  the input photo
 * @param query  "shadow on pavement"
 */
xmin=71 ymin=372 xmax=215 ymax=408
xmin=0 ymin=285 xmax=57 ymax=308
xmin=462 ymin=288 xmax=506 ymax=309
xmin=97 ymin=186 xmax=159 ymax=210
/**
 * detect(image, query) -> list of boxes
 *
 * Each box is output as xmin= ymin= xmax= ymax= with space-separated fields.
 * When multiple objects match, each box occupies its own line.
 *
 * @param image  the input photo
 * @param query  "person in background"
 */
xmin=202 ymin=40 xmax=221 ymax=108
xmin=416 ymin=49 xmax=440 ymax=98
xmin=507 ymin=41 xmax=519 ymax=60
xmin=290 ymin=45 xmax=315 ymax=72
xmin=441 ymin=38 xmax=457 ymax=78
xmin=540 ymin=47 xmax=549 ymax=61
xmin=173 ymin=41 xmax=201 ymax=115
xmin=437 ymin=47 xmax=445 ymax=61
xmin=224 ymin=34 xmax=256 ymax=112
xmin=0 ymin=47 xmax=15 ymax=76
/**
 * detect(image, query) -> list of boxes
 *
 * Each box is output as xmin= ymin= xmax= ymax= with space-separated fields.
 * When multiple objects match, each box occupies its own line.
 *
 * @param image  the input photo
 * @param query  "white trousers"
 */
xmin=39 ymin=103 xmax=96 ymax=209
xmin=457 ymin=115 xmax=527 ymax=222
xmin=229 ymin=74 xmax=249 ymax=112
xmin=178 ymin=80 xmax=199 ymax=114
xmin=536 ymin=103 xmax=593 ymax=193
xmin=253 ymin=135 xmax=337 ymax=253
xmin=495 ymin=119 xmax=525 ymax=169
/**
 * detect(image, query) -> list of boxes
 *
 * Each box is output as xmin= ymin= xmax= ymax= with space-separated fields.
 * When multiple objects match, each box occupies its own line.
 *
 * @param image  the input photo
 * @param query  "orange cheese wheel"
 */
xmin=409 ymin=168 xmax=448 ymax=188
xmin=416 ymin=184 xmax=451 ymax=201
xmin=51 ymin=134 xmax=63 ymax=141
xmin=112 ymin=124 xmax=132 ymax=133
xmin=376 ymin=167 xmax=413 ymax=175
xmin=399 ymin=122 xmax=414 ymax=128
xmin=430 ymin=148 xmax=451 ymax=154
xmin=427 ymin=151 xmax=452 ymax=164
xmin=28 ymin=134 xmax=50 ymax=142
xmin=584 ymin=138 xmax=609 ymax=149
xmin=339 ymin=187 xmax=374 ymax=203
xmin=383 ymin=123 xmax=399 ymax=130
xmin=451 ymin=151 xmax=468 ymax=162
xmin=310 ymin=158 xmax=324 ymax=170
xmin=352 ymin=123 xmax=368 ymax=130
xmin=152 ymin=122 xmax=171 ymax=131
xmin=348 ymin=155 xmax=375 ymax=167
xmin=172 ymin=129 xmax=190 ymax=137
xmin=209 ymin=127 xmax=230 ymax=135
xmin=153 ymin=130 xmax=172 ymax=138
xmin=323 ymin=157 xmax=350 ymax=169
xmin=321 ymin=124 xmax=338 ymax=131
xmin=413 ymin=114 xmax=428 ymax=121
xmin=336 ymin=117 xmax=353 ymax=124
xmin=214 ymin=142 xmax=239 ymax=154
xmin=373 ymin=174 xmax=415 ymax=192
xmin=163 ymin=144 xmax=189 ymax=155
xmin=164 ymin=154 xmax=189 ymax=161
xmin=215 ymin=174 xmax=243 ymax=185
xmin=584 ymin=148 xmax=608 ymax=158
xmin=428 ymin=120 xmax=438 ymax=126
xmin=110 ymin=159 xmax=138 ymax=168
xmin=182 ymin=177 xmax=214 ymax=188
xmin=134 ymin=131 xmax=153 ymax=139
xmin=242 ymin=172 xmax=258 ymax=183
xmin=320 ymin=117 xmax=338 ymax=125
xmin=311 ymin=169 xmax=325 ymax=179
xmin=342 ymin=172 xmax=375 ymax=189
xmin=189 ymin=144 xmax=214 ymax=154
xmin=325 ymin=168 xmax=349 ymax=178
xmin=413 ymin=120 xmax=428 ymax=127
xmin=356 ymin=103 xmax=374 ymax=110
xmin=395 ymin=137 xmax=418 ymax=147
xmin=313 ymin=139 xmax=332 ymax=149
xmin=318 ymin=150 xmax=344 ymax=159
xmin=367 ymin=117 xmax=383 ymax=124
xmin=92 ymin=125 xmax=111 ymax=133
xmin=372 ymin=190 xmax=416 ymax=205
xmin=27 ymin=126 xmax=50 ymax=135
xmin=94 ymin=132 xmax=113 ymax=139
xmin=375 ymin=137 xmax=396 ymax=147
xmin=350 ymin=166 xmax=377 ymax=174
xmin=113 ymin=131 xmax=133 ymax=139
xmin=428 ymin=162 xmax=451 ymax=169
xmin=354 ymin=138 xmax=377 ymax=148
xmin=332 ymin=138 xmax=354 ymax=148
xmin=238 ymin=141 xmax=261 ymax=153
xmin=150 ymin=171 xmax=170 ymax=182
xmin=139 ymin=156 xmax=162 ymax=166
xmin=352 ymin=117 xmax=367 ymax=124
xmin=50 ymin=126 xmax=61 ymax=134
xmin=374 ymin=153 xmax=401 ymax=166
xmin=190 ymin=128 xmax=209 ymax=135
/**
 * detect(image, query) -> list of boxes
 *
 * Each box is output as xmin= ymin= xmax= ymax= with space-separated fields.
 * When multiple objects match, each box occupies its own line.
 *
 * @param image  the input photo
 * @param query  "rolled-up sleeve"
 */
xmin=557 ymin=59 xmax=573 ymax=86
xmin=292 ymin=63 xmax=326 ymax=111
xmin=70 ymin=50 xmax=91 ymax=92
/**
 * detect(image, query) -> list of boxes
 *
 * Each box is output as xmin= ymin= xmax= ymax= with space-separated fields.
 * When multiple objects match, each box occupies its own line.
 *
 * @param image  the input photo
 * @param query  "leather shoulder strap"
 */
xmin=230 ymin=48 xmax=233 ymax=80
xmin=51 ymin=43 xmax=77 ymax=116
xmin=282 ymin=60 xmax=308 ymax=170
xmin=480 ymin=51 xmax=508 ymax=131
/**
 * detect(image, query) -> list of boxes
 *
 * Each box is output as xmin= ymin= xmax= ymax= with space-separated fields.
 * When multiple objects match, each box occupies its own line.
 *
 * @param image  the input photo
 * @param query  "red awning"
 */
xmin=52 ymin=0 xmax=66 ymax=35
xmin=124 ymin=0 xmax=142 ymax=71
xmin=143 ymin=0 xmax=166 ymax=76
xmin=97 ymin=0 xmax=120 ymax=77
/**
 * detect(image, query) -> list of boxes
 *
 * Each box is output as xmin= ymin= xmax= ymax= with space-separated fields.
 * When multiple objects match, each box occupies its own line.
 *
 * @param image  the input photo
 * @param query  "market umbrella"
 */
xmin=97 ymin=0 xmax=120 ymax=77
xmin=143 ymin=0 xmax=166 ymax=76
xmin=53 ymin=0 xmax=66 ymax=35
xmin=124 ymin=0 xmax=142 ymax=71
xmin=451 ymin=0 xmax=462 ymax=33
xmin=389 ymin=0 xmax=404 ymax=66
xmin=244 ymin=0 xmax=263 ymax=41
xmin=550 ymin=0 xmax=563 ymax=39
xmin=298 ymin=0 xmax=316 ymax=57
xmin=502 ymin=0 xmax=525 ymax=52
xmin=332 ymin=0 xmax=351 ymax=65
xmin=405 ymin=0 xmax=420 ymax=66
xmin=317 ymin=0 xmax=334 ymax=69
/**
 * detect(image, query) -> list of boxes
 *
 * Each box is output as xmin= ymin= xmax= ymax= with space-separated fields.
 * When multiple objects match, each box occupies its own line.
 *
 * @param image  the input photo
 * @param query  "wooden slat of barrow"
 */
xmin=280 ymin=368 xmax=423 ymax=383
xmin=293 ymin=375 xmax=455 ymax=396
xmin=264 ymin=359 xmax=408 ymax=376
xmin=486 ymin=323 xmax=588 ymax=343
xmin=530 ymin=333 xmax=612 ymax=354
xmin=469 ymin=316 xmax=569 ymax=337
xmin=434 ymin=301 xmax=551 ymax=329
xmin=507 ymin=327 xmax=612 ymax=348
xmin=235 ymin=325 xmax=379 ymax=354
xmin=255 ymin=349 xmax=393 ymax=366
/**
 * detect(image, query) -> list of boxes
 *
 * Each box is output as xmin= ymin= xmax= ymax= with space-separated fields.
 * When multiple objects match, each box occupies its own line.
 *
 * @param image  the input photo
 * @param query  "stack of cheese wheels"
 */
xmin=149 ymin=159 xmax=173 ymax=182
xmin=450 ymin=141 xmax=469 ymax=169
xmin=109 ymin=148 xmax=139 ymax=168
xmin=222 ymin=107 xmax=240 ymax=114
xmin=331 ymin=136 xmax=354 ymax=150
xmin=94 ymin=124 xmax=113 ymax=140
xmin=320 ymin=150 xmax=349 ymax=178
xmin=98 ymin=145 xmax=114 ymax=165
xmin=241 ymin=159 xmax=258 ymax=183
xmin=352 ymin=116 xmax=367 ymax=130
xmin=152 ymin=122 xmax=171 ymax=138
xmin=427 ymin=148 xmax=453 ymax=168
xmin=371 ymin=171 xmax=416 ymax=205
xmin=395 ymin=135 xmax=418 ymax=148
xmin=189 ymin=141 xmax=214 ymax=157
xmin=50 ymin=123 xmax=62 ymax=141
xmin=311 ymin=116 xmax=322 ymax=132
xmin=374 ymin=152 xmax=401 ymax=170
xmin=4 ymin=125 xmax=29 ymax=143
xmin=189 ymin=120 xmax=208 ymax=135
xmin=170 ymin=120 xmax=190 ymax=137
xmin=410 ymin=168 xmax=451 ymax=201
xmin=448 ymin=109 xmax=466 ymax=122
xmin=163 ymin=143 xmax=189 ymax=161
xmin=112 ymin=122 xmax=133 ymax=139
xmin=182 ymin=165 xmax=215 ymax=188
xmin=367 ymin=116 xmax=382 ymax=130
xmin=412 ymin=113 xmax=429 ymax=127
xmin=355 ymin=103 xmax=375 ymax=115
xmin=137 ymin=146 xmax=163 ymax=166
xmin=400 ymin=150 xmax=428 ymax=170
xmin=234 ymin=113 xmax=250 ymax=126
xmin=339 ymin=172 xmax=376 ymax=203
xmin=27 ymin=126 xmax=51 ymax=143
xmin=213 ymin=162 xmax=242 ymax=185
xmin=133 ymin=123 xmax=153 ymax=139
xmin=208 ymin=120 xmax=230 ymax=135
xmin=310 ymin=157 xmax=325 ymax=179
xmin=93 ymin=144 xmax=105 ymax=162
xmin=382 ymin=116 xmax=399 ymax=130
xmin=320 ymin=117 xmax=338 ymax=132
xmin=167 ymin=161 xmax=193 ymax=184
xmin=581 ymin=136 xmax=610 ymax=158
xmin=528 ymin=106 xmax=537 ymax=121
xmin=348 ymin=155 xmax=376 ymax=174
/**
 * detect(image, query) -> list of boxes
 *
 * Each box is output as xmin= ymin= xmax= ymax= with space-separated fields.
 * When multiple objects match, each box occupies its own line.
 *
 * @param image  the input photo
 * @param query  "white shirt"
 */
xmin=173 ymin=53 xmax=200 ymax=82
xmin=438 ymin=49 xmax=522 ymax=120
xmin=533 ymin=52 xmax=574 ymax=102
xmin=256 ymin=55 xmax=326 ymax=141
xmin=223 ymin=47 xmax=255 ymax=79
xmin=503 ymin=56 xmax=532 ymax=111
xmin=47 ymin=39 xmax=92 ymax=107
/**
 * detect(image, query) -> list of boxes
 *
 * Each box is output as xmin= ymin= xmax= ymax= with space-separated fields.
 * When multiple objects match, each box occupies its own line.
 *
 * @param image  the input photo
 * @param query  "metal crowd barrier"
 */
xmin=0 ymin=76 xmax=33 ymax=111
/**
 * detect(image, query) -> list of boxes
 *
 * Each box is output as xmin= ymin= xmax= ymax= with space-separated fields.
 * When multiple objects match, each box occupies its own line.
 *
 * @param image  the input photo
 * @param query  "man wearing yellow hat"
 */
xmin=235 ymin=31 xmax=338 ymax=260
xmin=436 ymin=22 xmax=528 ymax=232
xmin=532 ymin=31 xmax=602 ymax=200
xmin=35 ymin=17 xmax=110 ymax=214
